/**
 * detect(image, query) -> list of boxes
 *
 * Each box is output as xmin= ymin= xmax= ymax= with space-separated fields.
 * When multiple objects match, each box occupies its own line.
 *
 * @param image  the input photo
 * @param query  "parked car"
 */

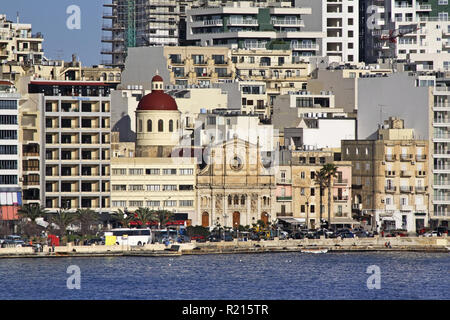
xmin=190 ymin=235 xmax=206 ymax=242
xmin=336 ymin=229 xmax=355 ymax=238
xmin=207 ymin=234 xmax=221 ymax=242
xmin=4 ymin=235 xmax=25 ymax=247
xmin=423 ymin=231 xmax=439 ymax=237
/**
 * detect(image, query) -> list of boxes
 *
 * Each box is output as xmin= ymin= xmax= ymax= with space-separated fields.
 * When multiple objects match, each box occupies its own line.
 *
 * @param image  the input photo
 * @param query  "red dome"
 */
xmin=137 ymin=90 xmax=178 ymax=111
xmin=152 ymin=75 xmax=163 ymax=82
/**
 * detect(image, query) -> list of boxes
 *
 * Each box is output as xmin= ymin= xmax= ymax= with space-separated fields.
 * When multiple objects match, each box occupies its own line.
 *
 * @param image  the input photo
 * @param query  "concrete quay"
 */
xmin=0 ymin=236 xmax=448 ymax=259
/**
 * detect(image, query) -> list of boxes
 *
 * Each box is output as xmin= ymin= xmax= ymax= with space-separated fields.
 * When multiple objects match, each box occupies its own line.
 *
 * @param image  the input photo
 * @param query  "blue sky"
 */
xmin=2 ymin=0 xmax=104 ymax=66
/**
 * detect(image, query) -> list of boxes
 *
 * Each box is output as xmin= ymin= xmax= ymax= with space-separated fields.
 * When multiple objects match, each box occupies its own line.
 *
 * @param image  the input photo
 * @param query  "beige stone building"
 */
xmin=342 ymin=117 xmax=430 ymax=233
xmin=289 ymin=149 xmax=353 ymax=230
xmin=196 ymin=137 xmax=276 ymax=229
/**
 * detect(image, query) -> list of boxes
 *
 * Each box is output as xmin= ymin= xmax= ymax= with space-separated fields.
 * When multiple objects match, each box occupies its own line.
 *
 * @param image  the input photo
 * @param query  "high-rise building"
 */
xmin=0 ymin=80 xmax=21 ymax=223
xmin=0 ymin=14 xmax=44 ymax=66
xmin=361 ymin=0 xmax=450 ymax=66
xmin=101 ymin=0 xmax=301 ymax=69
xmin=25 ymin=80 xmax=113 ymax=213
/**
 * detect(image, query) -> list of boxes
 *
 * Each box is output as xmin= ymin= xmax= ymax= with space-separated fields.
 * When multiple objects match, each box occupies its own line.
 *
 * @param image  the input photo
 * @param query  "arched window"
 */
xmin=138 ymin=119 xmax=143 ymax=133
xmin=147 ymin=119 xmax=152 ymax=132
xmin=108 ymin=73 xmax=114 ymax=81
xmin=234 ymin=195 xmax=239 ymax=205
xmin=169 ymin=119 xmax=174 ymax=132
xmin=228 ymin=195 xmax=232 ymax=205
xmin=158 ymin=119 xmax=164 ymax=132
xmin=241 ymin=195 xmax=246 ymax=205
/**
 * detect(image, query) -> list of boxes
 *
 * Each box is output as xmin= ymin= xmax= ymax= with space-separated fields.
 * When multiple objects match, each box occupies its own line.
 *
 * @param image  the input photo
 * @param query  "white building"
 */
xmin=186 ymin=1 xmax=323 ymax=59
xmin=0 ymin=80 xmax=21 ymax=213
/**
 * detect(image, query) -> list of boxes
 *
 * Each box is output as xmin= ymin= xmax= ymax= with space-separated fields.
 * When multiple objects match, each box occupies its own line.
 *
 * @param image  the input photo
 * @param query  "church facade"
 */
xmin=196 ymin=137 xmax=276 ymax=229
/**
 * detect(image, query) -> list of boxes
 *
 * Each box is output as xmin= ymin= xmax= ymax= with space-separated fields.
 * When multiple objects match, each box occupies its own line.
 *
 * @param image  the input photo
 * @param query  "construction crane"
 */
xmin=378 ymin=25 xmax=421 ymax=44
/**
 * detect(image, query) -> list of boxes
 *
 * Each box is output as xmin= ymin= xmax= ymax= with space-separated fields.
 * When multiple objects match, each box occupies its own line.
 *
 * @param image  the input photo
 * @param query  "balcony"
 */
xmin=385 ymin=186 xmax=396 ymax=193
xmin=276 ymin=196 xmax=292 ymax=201
xmin=277 ymin=178 xmax=292 ymax=185
xmin=385 ymin=155 xmax=396 ymax=161
xmin=400 ymin=170 xmax=413 ymax=177
xmin=333 ymin=196 xmax=348 ymax=202
xmin=334 ymin=179 xmax=348 ymax=185
xmin=400 ymin=154 xmax=413 ymax=161
xmin=415 ymin=186 xmax=427 ymax=193
xmin=277 ymin=212 xmax=293 ymax=217
xmin=416 ymin=154 xmax=426 ymax=161
xmin=399 ymin=186 xmax=413 ymax=193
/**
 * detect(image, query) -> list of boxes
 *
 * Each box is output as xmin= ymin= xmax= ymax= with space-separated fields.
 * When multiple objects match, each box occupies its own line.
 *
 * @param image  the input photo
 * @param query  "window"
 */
xmin=0 ymin=175 xmax=17 ymax=184
xmin=129 ymin=201 xmax=143 ymax=207
xmin=158 ymin=120 xmax=164 ymax=132
xmin=1 ymin=145 xmax=18 ymax=154
xmin=129 ymin=169 xmax=143 ymax=175
xmin=0 ymin=160 xmax=17 ymax=169
xmin=146 ymin=169 xmax=160 ymax=175
xmin=147 ymin=119 xmax=152 ymax=132
xmin=301 ymin=205 xmax=305 ymax=213
xmin=310 ymin=205 xmax=315 ymax=213
xmin=129 ymin=185 xmax=144 ymax=191
xmin=164 ymin=200 xmax=177 ymax=207
xmin=147 ymin=201 xmax=160 ymax=207
xmin=0 ymin=100 xmax=17 ymax=110
xmin=147 ymin=185 xmax=160 ymax=191
xmin=163 ymin=169 xmax=177 ymax=175
xmin=113 ymin=169 xmax=127 ymax=176
xmin=163 ymin=185 xmax=177 ymax=191
xmin=179 ymin=200 xmax=194 ymax=207
xmin=0 ymin=115 xmax=17 ymax=124
xmin=348 ymin=18 xmax=353 ymax=25
xmin=0 ymin=130 xmax=17 ymax=140
xmin=112 ymin=185 xmax=127 ymax=191
xmin=179 ymin=168 xmax=193 ymax=175
xmin=310 ymin=188 xmax=315 ymax=196
xmin=112 ymin=201 xmax=127 ymax=207
xmin=169 ymin=120 xmax=174 ymax=132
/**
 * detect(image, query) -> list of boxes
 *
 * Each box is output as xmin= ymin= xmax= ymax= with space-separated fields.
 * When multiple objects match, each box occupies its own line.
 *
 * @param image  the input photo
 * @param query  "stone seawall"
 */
xmin=0 ymin=236 xmax=448 ymax=258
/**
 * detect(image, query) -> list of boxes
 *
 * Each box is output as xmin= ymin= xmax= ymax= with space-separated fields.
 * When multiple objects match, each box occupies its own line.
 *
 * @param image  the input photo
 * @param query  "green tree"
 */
xmin=154 ymin=210 xmax=174 ymax=228
xmin=46 ymin=209 xmax=75 ymax=244
xmin=112 ymin=209 xmax=135 ymax=228
xmin=75 ymin=209 xmax=99 ymax=237
xmin=18 ymin=204 xmax=47 ymax=238
xmin=320 ymin=163 xmax=339 ymax=226
xmin=314 ymin=170 xmax=327 ymax=225
xmin=134 ymin=207 xmax=155 ymax=228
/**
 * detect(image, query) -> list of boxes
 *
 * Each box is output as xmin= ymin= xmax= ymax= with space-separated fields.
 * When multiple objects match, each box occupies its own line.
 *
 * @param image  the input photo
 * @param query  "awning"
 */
xmin=330 ymin=218 xmax=360 ymax=225
xmin=277 ymin=217 xmax=305 ymax=224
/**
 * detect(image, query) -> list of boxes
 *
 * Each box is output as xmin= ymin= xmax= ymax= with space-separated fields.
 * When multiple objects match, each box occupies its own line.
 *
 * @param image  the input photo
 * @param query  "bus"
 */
xmin=104 ymin=228 xmax=152 ymax=246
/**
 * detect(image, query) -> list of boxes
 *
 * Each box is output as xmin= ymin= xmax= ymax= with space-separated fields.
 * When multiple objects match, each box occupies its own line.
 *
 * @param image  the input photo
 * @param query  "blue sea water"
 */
xmin=0 ymin=252 xmax=448 ymax=300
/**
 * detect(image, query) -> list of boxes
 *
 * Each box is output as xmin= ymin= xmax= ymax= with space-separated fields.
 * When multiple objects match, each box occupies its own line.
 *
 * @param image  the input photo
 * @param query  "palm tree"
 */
xmin=134 ymin=207 xmax=155 ymax=228
xmin=18 ymin=204 xmax=47 ymax=238
xmin=314 ymin=170 xmax=327 ymax=226
xmin=112 ymin=209 xmax=135 ymax=228
xmin=320 ymin=164 xmax=339 ymax=227
xmin=18 ymin=204 xmax=47 ymax=223
xmin=75 ymin=209 xmax=99 ymax=237
xmin=46 ymin=209 xmax=75 ymax=243
xmin=154 ymin=210 xmax=174 ymax=228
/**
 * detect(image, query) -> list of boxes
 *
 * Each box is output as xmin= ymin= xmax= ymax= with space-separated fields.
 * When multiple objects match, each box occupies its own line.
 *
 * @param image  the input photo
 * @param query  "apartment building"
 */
xmin=357 ymin=71 xmax=449 ymax=227
xmin=110 ymin=157 xmax=197 ymax=223
xmin=0 ymin=80 xmax=21 ymax=222
xmin=0 ymin=14 xmax=44 ymax=66
xmin=342 ymin=117 xmax=430 ymax=233
xmin=25 ymin=80 xmax=113 ymax=212
xmin=186 ymin=1 xmax=323 ymax=58
xmin=287 ymin=149 xmax=354 ymax=229
xmin=363 ymin=0 xmax=450 ymax=66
